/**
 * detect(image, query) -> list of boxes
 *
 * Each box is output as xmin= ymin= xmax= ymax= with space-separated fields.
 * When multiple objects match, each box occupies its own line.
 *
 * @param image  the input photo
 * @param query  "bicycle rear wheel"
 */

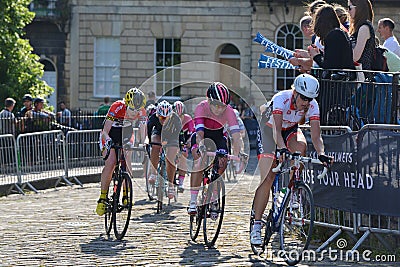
xmin=113 ymin=172 xmax=133 ymax=240
xmin=279 ymin=183 xmax=314 ymax=266
xmin=203 ymin=177 xmax=225 ymax=247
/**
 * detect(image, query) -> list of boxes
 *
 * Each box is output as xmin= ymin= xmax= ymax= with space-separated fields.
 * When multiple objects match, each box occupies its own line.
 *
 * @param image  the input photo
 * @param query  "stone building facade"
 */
xmin=28 ymin=0 xmax=400 ymax=111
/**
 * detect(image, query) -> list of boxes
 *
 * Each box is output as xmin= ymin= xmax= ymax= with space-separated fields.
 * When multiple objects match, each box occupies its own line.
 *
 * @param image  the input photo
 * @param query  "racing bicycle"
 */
xmin=249 ymin=151 xmax=328 ymax=265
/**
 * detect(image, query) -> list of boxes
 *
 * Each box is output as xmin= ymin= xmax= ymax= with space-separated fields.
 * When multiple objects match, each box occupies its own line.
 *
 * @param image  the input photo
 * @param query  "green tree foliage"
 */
xmin=0 ymin=0 xmax=53 ymax=109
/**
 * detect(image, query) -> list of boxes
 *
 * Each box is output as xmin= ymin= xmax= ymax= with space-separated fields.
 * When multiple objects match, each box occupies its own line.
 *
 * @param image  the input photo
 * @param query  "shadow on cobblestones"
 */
xmin=179 ymin=241 xmax=246 ymax=265
xmin=80 ymin=236 xmax=135 ymax=256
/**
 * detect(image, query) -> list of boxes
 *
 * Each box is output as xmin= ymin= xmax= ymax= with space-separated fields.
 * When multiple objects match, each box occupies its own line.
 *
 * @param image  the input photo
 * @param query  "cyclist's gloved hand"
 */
xmin=276 ymin=148 xmax=290 ymax=158
xmin=105 ymin=137 xmax=113 ymax=151
xmin=318 ymin=154 xmax=333 ymax=167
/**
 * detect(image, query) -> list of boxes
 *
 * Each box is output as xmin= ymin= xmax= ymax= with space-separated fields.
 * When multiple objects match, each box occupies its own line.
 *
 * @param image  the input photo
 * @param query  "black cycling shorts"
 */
xmin=256 ymin=124 xmax=299 ymax=157
xmin=191 ymin=128 xmax=228 ymax=152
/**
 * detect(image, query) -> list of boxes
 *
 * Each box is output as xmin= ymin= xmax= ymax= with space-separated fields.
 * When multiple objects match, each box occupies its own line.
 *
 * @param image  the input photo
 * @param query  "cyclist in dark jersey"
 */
xmin=147 ymin=100 xmax=182 ymax=199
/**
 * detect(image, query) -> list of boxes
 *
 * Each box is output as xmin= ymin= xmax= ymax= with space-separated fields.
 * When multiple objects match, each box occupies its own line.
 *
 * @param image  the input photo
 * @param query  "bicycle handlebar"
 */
xmin=272 ymin=153 xmax=328 ymax=179
xmin=202 ymin=151 xmax=249 ymax=174
xmin=103 ymin=142 xmax=146 ymax=161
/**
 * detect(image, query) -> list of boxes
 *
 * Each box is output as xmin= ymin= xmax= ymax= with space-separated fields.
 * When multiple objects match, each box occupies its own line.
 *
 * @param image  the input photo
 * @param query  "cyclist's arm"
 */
xmin=231 ymin=131 xmax=243 ymax=156
xmin=101 ymin=119 xmax=113 ymax=141
xmin=272 ymin=113 xmax=286 ymax=150
xmin=309 ymin=119 xmax=325 ymax=155
xmin=195 ymin=130 xmax=204 ymax=145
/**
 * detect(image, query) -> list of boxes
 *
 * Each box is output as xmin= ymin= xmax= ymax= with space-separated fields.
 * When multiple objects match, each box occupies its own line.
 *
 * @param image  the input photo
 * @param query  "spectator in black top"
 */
xmin=0 ymin=98 xmax=17 ymax=135
xmin=18 ymin=94 xmax=33 ymax=117
xmin=308 ymin=4 xmax=355 ymax=76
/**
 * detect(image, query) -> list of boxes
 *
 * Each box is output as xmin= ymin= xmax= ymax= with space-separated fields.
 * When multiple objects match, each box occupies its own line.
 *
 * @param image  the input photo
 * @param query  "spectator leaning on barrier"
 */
xmin=18 ymin=94 xmax=33 ymax=117
xmin=0 ymin=98 xmax=17 ymax=136
xmin=377 ymin=18 xmax=400 ymax=58
xmin=57 ymin=101 xmax=72 ymax=127
xmin=25 ymin=97 xmax=55 ymax=132
xmin=348 ymin=0 xmax=375 ymax=80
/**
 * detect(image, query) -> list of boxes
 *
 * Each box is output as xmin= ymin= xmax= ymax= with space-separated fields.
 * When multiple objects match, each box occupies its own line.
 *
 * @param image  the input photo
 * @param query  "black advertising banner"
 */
xmin=355 ymin=129 xmax=400 ymax=217
xmin=303 ymin=129 xmax=400 ymax=217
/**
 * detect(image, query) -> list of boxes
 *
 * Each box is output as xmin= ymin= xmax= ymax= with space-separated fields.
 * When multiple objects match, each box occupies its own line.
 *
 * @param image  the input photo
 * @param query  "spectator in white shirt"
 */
xmin=377 ymin=18 xmax=400 ymax=57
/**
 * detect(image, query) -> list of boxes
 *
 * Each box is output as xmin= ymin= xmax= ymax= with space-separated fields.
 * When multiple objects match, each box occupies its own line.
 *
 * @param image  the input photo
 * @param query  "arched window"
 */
xmin=219 ymin=43 xmax=240 ymax=92
xmin=275 ymin=24 xmax=303 ymax=91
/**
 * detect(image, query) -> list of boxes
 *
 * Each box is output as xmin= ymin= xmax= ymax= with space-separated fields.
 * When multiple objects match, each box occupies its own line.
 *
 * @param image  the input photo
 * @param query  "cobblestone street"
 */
xmin=0 ymin=160 xmax=397 ymax=266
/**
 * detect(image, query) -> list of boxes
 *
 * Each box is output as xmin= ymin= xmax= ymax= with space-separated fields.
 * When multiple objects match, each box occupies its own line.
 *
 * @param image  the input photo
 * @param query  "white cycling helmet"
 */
xmin=294 ymin=74 xmax=320 ymax=99
xmin=156 ymin=100 xmax=173 ymax=117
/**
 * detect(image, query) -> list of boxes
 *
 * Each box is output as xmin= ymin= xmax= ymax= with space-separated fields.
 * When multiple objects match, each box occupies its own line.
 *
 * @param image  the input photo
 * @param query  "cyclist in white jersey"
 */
xmin=250 ymin=74 xmax=333 ymax=245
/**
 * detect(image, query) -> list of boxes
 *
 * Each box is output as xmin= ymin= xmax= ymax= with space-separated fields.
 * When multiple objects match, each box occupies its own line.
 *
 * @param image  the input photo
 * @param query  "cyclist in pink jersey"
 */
xmin=187 ymin=82 xmax=244 ymax=215
xmin=173 ymin=101 xmax=194 ymax=192
xmin=250 ymin=74 xmax=333 ymax=245
xmin=96 ymin=88 xmax=147 ymax=216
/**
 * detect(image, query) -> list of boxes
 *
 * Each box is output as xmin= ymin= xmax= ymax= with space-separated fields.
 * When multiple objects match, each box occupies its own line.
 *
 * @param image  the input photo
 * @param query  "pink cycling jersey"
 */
xmin=266 ymin=90 xmax=320 ymax=129
xmin=182 ymin=114 xmax=195 ymax=134
xmin=194 ymin=100 xmax=240 ymax=134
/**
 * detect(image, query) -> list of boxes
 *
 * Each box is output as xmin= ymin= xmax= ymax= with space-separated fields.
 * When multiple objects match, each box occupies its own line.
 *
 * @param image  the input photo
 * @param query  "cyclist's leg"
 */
xmin=149 ymin=133 xmax=161 ymax=183
xmin=165 ymin=145 xmax=179 ymax=198
xmin=97 ymin=149 xmax=117 ymax=216
xmin=188 ymin=133 xmax=204 ymax=214
xmin=251 ymin=125 xmax=275 ymax=244
xmin=286 ymin=128 xmax=307 ymax=186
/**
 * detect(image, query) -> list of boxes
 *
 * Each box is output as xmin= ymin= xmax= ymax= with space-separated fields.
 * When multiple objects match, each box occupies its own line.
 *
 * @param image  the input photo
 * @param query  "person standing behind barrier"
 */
xmin=96 ymin=88 xmax=147 ymax=216
xmin=145 ymin=91 xmax=156 ymax=108
xmin=333 ymin=3 xmax=350 ymax=31
xmin=57 ymin=101 xmax=72 ymax=127
xmin=308 ymin=4 xmax=355 ymax=76
xmin=97 ymin=96 xmax=111 ymax=116
xmin=300 ymin=15 xmax=314 ymax=42
xmin=25 ymin=98 xmax=55 ymax=132
xmin=0 ymin=98 xmax=17 ymax=136
xmin=17 ymin=94 xmax=33 ymax=133
xmin=250 ymin=74 xmax=333 ymax=245
xmin=377 ymin=18 xmax=400 ymax=57
xmin=348 ymin=0 xmax=375 ymax=80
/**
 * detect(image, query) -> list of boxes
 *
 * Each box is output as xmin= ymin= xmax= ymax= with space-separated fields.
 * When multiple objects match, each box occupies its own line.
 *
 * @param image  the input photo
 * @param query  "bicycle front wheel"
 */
xmin=156 ymin=160 xmax=166 ymax=214
xmin=190 ymin=191 xmax=204 ymax=241
xmin=113 ymin=172 xmax=133 ymax=240
xmin=104 ymin=178 xmax=115 ymax=236
xmin=279 ymin=183 xmax=314 ymax=266
xmin=203 ymin=177 xmax=225 ymax=247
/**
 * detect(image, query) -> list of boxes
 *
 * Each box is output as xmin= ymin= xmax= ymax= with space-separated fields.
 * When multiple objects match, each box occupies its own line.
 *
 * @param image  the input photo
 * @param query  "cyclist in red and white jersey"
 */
xmin=188 ymin=82 xmax=244 ymax=215
xmin=173 ymin=101 xmax=194 ymax=192
xmin=96 ymin=88 xmax=147 ymax=216
xmin=250 ymin=74 xmax=333 ymax=245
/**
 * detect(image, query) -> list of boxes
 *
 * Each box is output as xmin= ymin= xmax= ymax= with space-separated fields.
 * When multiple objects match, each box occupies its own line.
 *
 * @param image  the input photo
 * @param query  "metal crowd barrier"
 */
xmin=65 ymin=129 xmax=102 ymax=182
xmin=0 ymin=134 xmax=19 ymax=190
xmin=313 ymin=69 xmax=400 ymax=130
xmin=16 ymin=130 xmax=67 ymax=192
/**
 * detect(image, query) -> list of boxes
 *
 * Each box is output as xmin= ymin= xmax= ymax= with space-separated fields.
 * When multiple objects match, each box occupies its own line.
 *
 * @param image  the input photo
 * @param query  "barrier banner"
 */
xmin=303 ymin=129 xmax=400 ymax=217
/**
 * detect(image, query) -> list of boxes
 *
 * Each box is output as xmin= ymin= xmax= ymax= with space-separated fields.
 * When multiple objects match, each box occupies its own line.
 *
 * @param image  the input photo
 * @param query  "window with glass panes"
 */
xmin=93 ymin=37 xmax=120 ymax=97
xmin=276 ymin=24 xmax=303 ymax=91
xmin=155 ymin=39 xmax=181 ymax=97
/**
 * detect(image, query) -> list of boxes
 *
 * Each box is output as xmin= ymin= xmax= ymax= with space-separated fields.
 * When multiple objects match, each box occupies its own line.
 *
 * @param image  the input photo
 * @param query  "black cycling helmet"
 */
xmin=206 ymin=82 xmax=230 ymax=105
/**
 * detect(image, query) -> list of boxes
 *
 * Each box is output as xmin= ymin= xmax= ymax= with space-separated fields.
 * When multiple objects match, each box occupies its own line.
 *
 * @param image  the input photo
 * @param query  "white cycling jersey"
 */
xmin=266 ymin=90 xmax=320 ymax=129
